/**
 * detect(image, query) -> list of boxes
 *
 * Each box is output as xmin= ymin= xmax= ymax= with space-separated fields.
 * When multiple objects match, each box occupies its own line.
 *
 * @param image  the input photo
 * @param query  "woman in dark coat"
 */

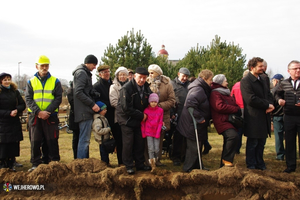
xmin=210 ymin=74 xmax=241 ymax=167
xmin=0 ymin=72 xmax=26 ymax=170
xmin=177 ymin=69 xmax=213 ymax=172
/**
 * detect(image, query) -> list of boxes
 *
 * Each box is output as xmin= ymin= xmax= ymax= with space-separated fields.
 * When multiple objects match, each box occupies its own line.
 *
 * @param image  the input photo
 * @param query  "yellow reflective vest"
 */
xmin=27 ymin=76 xmax=58 ymax=112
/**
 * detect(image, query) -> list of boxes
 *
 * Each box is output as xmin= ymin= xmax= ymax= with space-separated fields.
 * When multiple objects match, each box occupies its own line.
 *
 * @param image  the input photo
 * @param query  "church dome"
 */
xmin=157 ymin=45 xmax=169 ymax=57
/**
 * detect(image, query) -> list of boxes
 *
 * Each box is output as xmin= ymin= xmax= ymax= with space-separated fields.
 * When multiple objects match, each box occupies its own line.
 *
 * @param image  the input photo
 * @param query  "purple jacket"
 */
xmin=141 ymin=105 xmax=164 ymax=139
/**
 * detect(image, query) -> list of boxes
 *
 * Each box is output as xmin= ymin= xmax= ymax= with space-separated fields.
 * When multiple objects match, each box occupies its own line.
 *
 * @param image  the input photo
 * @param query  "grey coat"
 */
xmin=240 ymin=72 xmax=273 ymax=138
xmin=72 ymin=64 xmax=96 ymax=123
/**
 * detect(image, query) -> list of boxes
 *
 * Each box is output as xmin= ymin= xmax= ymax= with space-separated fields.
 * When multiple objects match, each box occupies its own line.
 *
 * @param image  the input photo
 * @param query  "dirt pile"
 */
xmin=1 ymin=158 xmax=300 ymax=200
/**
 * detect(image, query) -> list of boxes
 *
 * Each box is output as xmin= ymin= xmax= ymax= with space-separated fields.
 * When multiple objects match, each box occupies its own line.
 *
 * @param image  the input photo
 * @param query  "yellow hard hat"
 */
xmin=36 ymin=55 xmax=50 ymax=65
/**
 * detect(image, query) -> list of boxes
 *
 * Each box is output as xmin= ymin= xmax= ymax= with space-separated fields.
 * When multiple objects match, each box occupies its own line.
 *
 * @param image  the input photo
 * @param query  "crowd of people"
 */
xmin=1 ymin=54 xmax=300 ymax=174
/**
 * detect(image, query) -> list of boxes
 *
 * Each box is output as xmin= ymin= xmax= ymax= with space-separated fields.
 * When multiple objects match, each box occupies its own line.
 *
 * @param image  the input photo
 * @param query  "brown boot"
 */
xmin=150 ymin=158 xmax=156 ymax=172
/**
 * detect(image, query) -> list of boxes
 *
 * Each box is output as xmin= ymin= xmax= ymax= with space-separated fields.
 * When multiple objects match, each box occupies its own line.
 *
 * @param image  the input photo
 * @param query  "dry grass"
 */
xmin=17 ymin=123 xmax=299 ymax=174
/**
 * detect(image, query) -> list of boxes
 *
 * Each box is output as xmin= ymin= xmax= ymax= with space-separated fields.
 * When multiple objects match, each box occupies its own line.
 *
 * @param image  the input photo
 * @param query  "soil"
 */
xmin=1 ymin=158 xmax=300 ymax=200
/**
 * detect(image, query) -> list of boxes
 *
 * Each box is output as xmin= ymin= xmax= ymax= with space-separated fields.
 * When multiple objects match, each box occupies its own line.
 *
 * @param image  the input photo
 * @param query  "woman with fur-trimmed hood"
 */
xmin=0 ymin=73 xmax=26 ymax=170
xmin=146 ymin=64 xmax=175 ymax=166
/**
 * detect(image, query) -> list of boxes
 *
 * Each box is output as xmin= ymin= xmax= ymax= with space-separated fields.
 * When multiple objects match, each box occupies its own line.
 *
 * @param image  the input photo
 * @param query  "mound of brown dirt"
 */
xmin=1 ymin=158 xmax=300 ymax=200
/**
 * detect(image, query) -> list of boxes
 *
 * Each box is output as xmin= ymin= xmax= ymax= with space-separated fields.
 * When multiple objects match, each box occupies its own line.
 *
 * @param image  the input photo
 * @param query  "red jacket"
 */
xmin=210 ymin=83 xmax=240 ymax=134
xmin=141 ymin=105 xmax=164 ymax=138
xmin=230 ymin=81 xmax=244 ymax=109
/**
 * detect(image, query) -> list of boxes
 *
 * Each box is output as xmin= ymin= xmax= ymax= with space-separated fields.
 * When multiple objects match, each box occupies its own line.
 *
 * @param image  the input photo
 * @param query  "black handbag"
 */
xmin=228 ymin=114 xmax=244 ymax=128
xmin=102 ymin=133 xmax=116 ymax=153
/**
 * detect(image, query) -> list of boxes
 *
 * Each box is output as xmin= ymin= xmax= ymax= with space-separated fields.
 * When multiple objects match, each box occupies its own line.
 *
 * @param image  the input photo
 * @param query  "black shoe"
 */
xmin=136 ymin=165 xmax=151 ymax=171
xmin=283 ymin=168 xmax=295 ymax=173
xmin=14 ymin=161 xmax=23 ymax=167
xmin=126 ymin=168 xmax=135 ymax=175
xmin=28 ymin=166 xmax=37 ymax=172
xmin=173 ymin=161 xmax=181 ymax=166
xmin=203 ymin=145 xmax=212 ymax=155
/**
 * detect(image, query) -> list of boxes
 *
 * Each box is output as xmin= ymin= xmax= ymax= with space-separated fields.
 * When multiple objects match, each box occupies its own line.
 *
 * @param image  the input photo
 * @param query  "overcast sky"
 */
xmin=1 ymin=0 xmax=299 ymax=84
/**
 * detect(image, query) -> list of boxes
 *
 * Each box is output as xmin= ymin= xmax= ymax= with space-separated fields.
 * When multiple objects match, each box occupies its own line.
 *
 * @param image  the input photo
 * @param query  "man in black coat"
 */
xmin=275 ymin=60 xmax=300 ymax=173
xmin=116 ymin=67 xmax=152 ymax=174
xmin=240 ymin=57 xmax=274 ymax=170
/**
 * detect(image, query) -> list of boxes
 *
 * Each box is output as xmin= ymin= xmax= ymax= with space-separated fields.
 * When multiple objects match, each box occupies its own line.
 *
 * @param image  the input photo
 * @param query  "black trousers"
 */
xmin=30 ymin=115 xmax=60 ymax=166
xmin=284 ymin=115 xmax=300 ymax=170
xmin=172 ymin=129 xmax=186 ymax=162
xmin=220 ymin=128 xmax=239 ymax=167
xmin=183 ymin=138 xmax=204 ymax=172
xmin=121 ymin=125 xmax=145 ymax=169
xmin=112 ymin=123 xmax=123 ymax=165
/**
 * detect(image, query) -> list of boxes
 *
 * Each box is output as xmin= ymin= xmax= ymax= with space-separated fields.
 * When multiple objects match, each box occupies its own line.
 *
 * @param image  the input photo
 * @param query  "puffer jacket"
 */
xmin=116 ymin=78 xmax=152 ymax=128
xmin=92 ymin=113 xmax=111 ymax=144
xmin=210 ymin=82 xmax=240 ymax=134
xmin=275 ymin=77 xmax=300 ymax=116
xmin=141 ymin=105 xmax=164 ymax=139
xmin=0 ymin=82 xmax=25 ymax=143
xmin=147 ymin=75 xmax=175 ymax=131
xmin=177 ymin=77 xmax=211 ymax=141
xmin=72 ymin=64 xmax=96 ymax=123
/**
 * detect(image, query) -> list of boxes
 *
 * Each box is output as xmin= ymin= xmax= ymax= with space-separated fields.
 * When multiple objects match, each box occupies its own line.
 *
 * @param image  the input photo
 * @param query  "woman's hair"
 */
xmin=198 ymin=69 xmax=213 ymax=81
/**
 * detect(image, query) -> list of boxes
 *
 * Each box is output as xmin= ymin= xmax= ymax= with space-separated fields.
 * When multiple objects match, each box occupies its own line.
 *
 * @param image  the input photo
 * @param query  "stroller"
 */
xmin=162 ymin=113 xmax=178 ymax=158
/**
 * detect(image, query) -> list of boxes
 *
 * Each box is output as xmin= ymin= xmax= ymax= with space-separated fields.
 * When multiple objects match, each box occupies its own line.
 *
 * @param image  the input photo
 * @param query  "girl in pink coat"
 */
xmin=141 ymin=93 xmax=164 ymax=170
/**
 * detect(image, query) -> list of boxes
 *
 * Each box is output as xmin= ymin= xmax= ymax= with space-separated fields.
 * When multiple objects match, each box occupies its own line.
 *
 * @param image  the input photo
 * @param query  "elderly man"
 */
xmin=25 ymin=55 xmax=62 ymax=172
xmin=276 ymin=60 xmax=300 ymax=173
xmin=240 ymin=57 xmax=274 ymax=170
xmin=170 ymin=68 xmax=191 ymax=166
xmin=116 ymin=67 xmax=152 ymax=174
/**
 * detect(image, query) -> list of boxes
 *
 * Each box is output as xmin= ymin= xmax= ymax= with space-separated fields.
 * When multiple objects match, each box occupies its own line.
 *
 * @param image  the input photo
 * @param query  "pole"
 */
xmin=187 ymin=107 xmax=203 ymax=169
xmin=18 ymin=62 xmax=21 ymax=89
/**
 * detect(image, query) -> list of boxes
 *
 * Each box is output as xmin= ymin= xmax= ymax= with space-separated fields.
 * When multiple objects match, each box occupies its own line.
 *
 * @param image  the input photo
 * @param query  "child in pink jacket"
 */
xmin=141 ymin=93 xmax=164 ymax=171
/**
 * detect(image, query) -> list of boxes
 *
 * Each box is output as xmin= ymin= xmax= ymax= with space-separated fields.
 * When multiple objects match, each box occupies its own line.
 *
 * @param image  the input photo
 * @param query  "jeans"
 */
xmin=246 ymin=137 xmax=266 ymax=170
xmin=146 ymin=136 xmax=160 ymax=159
xmin=100 ymin=144 xmax=109 ymax=164
xmin=273 ymin=116 xmax=285 ymax=160
xmin=77 ymin=119 xmax=93 ymax=159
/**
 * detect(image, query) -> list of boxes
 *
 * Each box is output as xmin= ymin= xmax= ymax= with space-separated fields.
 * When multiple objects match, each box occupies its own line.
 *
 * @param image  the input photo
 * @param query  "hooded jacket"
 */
xmin=92 ymin=113 xmax=111 ymax=144
xmin=141 ymin=105 xmax=164 ymax=139
xmin=210 ymin=82 xmax=240 ymax=134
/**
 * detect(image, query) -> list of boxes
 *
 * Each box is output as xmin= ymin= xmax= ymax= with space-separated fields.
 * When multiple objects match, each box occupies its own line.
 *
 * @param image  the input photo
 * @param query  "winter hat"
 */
xmin=135 ymin=67 xmax=149 ymax=75
xmin=148 ymin=93 xmax=159 ymax=103
xmin=148 ymin=64 xmax=163 ymax=75
xmin=115 ymin=66 xmax=129 ymax=76
xmin=95 ymin=101 xmax=107 ymax=112
xmin=84 ymin=55 xmax=98 ymax=65
xmin=213 ymin=74 xmax=226 ymax=85
xmin=179 ymin=68 xmax=190 ymax=76
xmin=272 ymin=74 xmax=284 ymax=80
xmin=0 ymin=72 xmax=12 ymax=80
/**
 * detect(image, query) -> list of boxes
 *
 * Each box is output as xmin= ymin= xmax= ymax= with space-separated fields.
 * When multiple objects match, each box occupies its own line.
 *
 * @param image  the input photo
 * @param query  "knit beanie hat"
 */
xmin=213 ymin=74 xmax=226 ymax=85
xmin=115 ymin=66 xmax=129 ymax=76
xmin=148 ymin=64 xmax=163 ymax=75
xmin=148 ymin=93 xmax=159 ymax=103
xmin=95 ymin=101 xmax=107 ymax=112
xmin=84 ymin=55 xmax=98 ymax=65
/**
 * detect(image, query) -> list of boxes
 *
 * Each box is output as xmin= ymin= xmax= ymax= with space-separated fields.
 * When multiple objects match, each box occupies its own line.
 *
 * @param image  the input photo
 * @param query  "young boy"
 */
xmin=92 ymin=101 xmax=111 ymax=165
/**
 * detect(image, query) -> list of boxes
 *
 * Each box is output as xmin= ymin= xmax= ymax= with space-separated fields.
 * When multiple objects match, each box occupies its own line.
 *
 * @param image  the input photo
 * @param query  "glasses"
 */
xmin=289 ymin=68 xmax=300 ymax=71
xmin=100 ymin=70 xmax=111 ymax=74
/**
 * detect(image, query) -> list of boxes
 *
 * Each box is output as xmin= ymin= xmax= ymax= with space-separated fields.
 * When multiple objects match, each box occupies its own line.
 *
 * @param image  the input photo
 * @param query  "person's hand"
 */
xmin=295 ymin=98 xmax=300 ymax=107
xmin=143 ymin=114 xmax=147 ymax=122
xmin=199 ymin=119 xmax=205 ymax=124
xmin=171 ymin=115 xmax=176 ymax=119
xmin=278 ymin=99 xmax=285 ymax=106
xmin=38 ymin=111 xmax=51 ymax=120
xmin=10 ymin=109 xmax=18 ymax=117
xmin=266 ymin=104 xmax=275 ymax=114
xmin=92 ymin=104 xmax=100 ymax=112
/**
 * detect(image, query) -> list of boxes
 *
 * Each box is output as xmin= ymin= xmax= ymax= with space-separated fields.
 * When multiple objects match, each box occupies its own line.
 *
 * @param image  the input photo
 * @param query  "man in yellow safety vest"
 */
xmin=25 ymin=55 xmax=62 ymax=172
